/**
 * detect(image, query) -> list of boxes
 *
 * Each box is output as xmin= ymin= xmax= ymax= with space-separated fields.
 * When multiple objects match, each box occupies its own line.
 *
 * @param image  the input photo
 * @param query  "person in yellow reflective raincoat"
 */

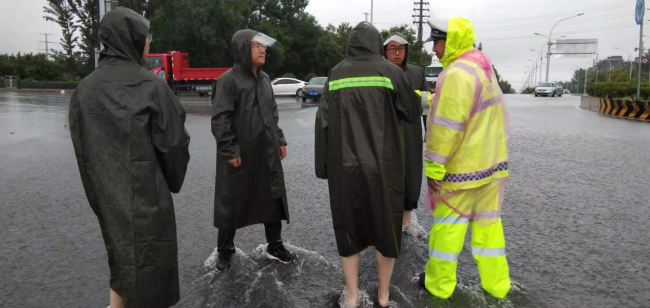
xmin=418 ymin=17 xmax=511 ymax=299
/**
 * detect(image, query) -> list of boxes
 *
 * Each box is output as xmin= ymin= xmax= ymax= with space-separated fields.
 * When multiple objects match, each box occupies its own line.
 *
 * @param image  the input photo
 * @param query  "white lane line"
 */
xmin=295 ymin=118 xmax=312 ymax=128
xmin=298 ymin=109 xmax=312 ymax=114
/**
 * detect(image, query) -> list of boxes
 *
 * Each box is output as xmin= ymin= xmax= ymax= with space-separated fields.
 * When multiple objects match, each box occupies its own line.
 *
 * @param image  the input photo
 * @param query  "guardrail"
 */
xmin=580 ymin=96 xmax=650 ymax=122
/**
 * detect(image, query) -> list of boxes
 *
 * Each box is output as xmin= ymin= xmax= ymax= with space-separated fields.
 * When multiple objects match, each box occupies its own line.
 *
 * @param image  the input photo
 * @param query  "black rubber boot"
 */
xmin=216 ymin=252 xmax=233 ymax=271
xmin=266 ymin=242 xmax=294 ymax=263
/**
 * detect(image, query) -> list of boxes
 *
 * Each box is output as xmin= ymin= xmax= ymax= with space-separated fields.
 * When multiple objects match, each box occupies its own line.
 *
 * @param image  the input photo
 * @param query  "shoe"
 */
xmin=216 ymin=252 xmax=233 ymax=271
xmin=266 ymin=242 xmax=294 ymax=263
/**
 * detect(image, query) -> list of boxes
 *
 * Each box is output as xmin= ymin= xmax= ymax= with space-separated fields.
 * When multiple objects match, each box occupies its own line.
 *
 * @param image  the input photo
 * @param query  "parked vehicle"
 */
xmin=272 ymin=78 xmax=307 ymax=97
xmin=425 ymin=58 xmax=443 ymax=91
xmin=535 ymin=82 xmax=563 ymax=97
xmin=146 ymin=51 xmax=229 ymax=96
xmin=301 ymin=77 xmax=328 ymax=102
xmin=563 ymin=89 xmax=571 ymax=94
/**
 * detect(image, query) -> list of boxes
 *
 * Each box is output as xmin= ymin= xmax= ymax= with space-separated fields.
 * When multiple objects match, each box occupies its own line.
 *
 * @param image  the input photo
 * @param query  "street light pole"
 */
xmin=638 ymin=14 xmax=644 ymax=98
xmin=538 ymin=13 xmax=584 ymax=82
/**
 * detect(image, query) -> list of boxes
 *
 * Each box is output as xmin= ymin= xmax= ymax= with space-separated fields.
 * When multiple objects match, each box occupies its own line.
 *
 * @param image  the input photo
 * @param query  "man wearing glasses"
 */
xmin=211 ymin=30 xmax=293 ymax=272
xmin=383 ymin=33 xmax=430 ymax=236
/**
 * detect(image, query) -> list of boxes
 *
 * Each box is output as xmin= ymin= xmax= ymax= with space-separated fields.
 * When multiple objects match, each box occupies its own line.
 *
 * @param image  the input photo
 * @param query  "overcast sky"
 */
xmin=1 ymin=0 xmax=642 ymax=88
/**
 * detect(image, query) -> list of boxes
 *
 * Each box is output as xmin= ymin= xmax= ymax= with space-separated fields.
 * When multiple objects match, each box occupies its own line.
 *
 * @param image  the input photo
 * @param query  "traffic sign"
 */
xmin=636 ymin=0 xmax=645 ymax=25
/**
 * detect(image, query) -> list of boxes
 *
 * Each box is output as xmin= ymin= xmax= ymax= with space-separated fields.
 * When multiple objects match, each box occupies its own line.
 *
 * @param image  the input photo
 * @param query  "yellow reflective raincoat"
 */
xmin=422 ymin=17 xmax=511 ymax=300
xmin=424 ymin=18 xmax=509 ymax=225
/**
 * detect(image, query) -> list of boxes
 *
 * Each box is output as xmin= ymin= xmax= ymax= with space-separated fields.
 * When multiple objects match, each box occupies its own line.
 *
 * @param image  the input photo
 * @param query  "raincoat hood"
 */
xmin=231 ymin=29 xmax=276 ymax=73
xmin=440 ymin=17 xmax=475 ymax=67
xmin=383 ymin=32 xmax=409 ymax=69
xmin=98 ymin=7 xmax=150 ymax=64
xmin=346 ymin=22 xmax=384 ymax=59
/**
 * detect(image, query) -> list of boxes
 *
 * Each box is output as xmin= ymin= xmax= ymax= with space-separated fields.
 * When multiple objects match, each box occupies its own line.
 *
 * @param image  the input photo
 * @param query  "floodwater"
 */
xmin=1 ymin=91 xmax=649 ymax=307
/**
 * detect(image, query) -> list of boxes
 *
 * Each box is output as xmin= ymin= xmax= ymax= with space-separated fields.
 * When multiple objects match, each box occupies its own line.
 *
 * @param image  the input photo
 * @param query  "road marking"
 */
xmin=298 ymin=109 xmax=312 ymax=114
xmin=295 ymin=118 xmax=312 ymax=128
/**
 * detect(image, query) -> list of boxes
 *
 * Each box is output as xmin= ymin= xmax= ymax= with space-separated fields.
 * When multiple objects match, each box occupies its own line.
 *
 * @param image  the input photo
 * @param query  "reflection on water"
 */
xmin=191 ymin=234 xmax=531 ymax=308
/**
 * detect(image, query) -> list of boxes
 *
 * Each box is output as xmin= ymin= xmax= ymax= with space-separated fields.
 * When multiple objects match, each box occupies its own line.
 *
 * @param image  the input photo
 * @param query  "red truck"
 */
xmin=146 ymin=51 xmax=229 ymax=96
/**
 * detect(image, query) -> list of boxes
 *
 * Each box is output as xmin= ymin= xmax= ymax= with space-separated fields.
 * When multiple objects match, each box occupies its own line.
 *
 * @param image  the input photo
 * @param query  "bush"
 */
xmin=522 ymin=87 xmax=535 ymax=94
xmin=282 ymin=73 xmax=296 ymax=79
xmin=587 ymin=81 xmax=650 ymax=100
xmin=304 ymin=73 xmax=317 ymax=81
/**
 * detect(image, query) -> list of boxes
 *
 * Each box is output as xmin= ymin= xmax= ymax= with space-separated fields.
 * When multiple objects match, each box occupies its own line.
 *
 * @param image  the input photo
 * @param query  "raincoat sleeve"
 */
xmin=314 ymin=76 xmax=330 ymax=179
xmin=424 ymin=68 xmax=475 ymax=180
xmin=392 ymin=72 xmax=422 ymax=124
xmin=272 ymin=95 xmax=287 ymax=146
xmin=211 ymin=76 xmax=241 ymax=159
xmin=151 ymin=83 xmax=191 ymax=193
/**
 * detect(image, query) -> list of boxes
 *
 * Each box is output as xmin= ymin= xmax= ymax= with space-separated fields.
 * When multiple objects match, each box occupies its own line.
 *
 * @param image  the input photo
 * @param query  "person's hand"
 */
xmin=427 ymin=177 xmax=442 ymax=193
xmin=228 ymin=157 xmax=242 ymax=167
xmin=280 ymin=146 xmax=287 ymax=160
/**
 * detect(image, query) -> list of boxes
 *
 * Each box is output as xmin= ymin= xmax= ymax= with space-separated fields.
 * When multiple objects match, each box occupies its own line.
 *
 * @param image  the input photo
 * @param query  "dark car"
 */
xmin=301 ymin=77 xmax=328 ymax=102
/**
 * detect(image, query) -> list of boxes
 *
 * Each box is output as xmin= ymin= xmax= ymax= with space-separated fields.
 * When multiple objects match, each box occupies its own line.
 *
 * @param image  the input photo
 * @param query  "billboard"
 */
xmin=554 ymin=39 xmax=598 ymax=58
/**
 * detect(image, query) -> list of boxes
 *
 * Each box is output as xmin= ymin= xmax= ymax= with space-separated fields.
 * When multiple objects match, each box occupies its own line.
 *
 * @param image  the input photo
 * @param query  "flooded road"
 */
xmin=1 ymin=91 xmax=649 ymax=307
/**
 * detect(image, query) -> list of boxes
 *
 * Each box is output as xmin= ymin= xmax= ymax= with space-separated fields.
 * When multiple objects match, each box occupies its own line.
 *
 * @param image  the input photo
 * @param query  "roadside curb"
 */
xmin=580 ymin=96 xmax=650 ymax=122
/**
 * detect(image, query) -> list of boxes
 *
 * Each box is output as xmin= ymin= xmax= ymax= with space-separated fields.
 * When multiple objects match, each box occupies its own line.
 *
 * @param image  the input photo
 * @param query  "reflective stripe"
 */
xmin=329 ymin=76 xmax=394 ymax=91
xmin=425 ymin=150 xmax=449 ymax=164
xmin=433 ymin=215 xmax=469 ymax=224
xmin=432 ymin=115 xmax=465 ymax=131
xmin=429 ymin=248 xmax=460 ymax=262
xmin=472 ymin=95 xmax=504 ymax=115
xmin=472 ymin=247 xmax=506 ymax=257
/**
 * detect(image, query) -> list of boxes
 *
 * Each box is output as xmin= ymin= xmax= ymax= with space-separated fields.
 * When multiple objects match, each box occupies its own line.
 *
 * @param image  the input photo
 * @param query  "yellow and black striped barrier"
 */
xmin=580 ymin=96 xmax=650 ymax=122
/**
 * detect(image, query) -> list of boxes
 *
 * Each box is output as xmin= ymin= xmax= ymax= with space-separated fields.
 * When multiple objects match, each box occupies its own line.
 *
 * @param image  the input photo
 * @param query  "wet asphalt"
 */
xmin=0 ymin=91 xmax=649 ymax=308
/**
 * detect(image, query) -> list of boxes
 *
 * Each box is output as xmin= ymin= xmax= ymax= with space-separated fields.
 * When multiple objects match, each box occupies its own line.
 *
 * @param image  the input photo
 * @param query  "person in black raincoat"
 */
xmin=69 ymin=7 xmax=190 ymax=308
xmin=314 ymin=22 xmax=421 ymax=307
xmin=211 ymin=29 xmax=292 ymax=271
xmin=383 ymin=32 xmax=430 ymax=236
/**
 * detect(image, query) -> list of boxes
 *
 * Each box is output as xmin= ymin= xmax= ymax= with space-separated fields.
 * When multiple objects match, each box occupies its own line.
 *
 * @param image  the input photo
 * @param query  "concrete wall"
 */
xmin=581 ymin=96 xmax=650 ymax=121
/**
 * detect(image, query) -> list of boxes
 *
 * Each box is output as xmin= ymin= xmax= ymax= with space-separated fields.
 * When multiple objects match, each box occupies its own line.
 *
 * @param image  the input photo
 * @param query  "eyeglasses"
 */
xmin=251 ymin=43 xmax=267 ymax=51
xmin=147 ymin=34 xmax=153 ymax=43
xmin=387 ymin=46 xmax=406 ymax=54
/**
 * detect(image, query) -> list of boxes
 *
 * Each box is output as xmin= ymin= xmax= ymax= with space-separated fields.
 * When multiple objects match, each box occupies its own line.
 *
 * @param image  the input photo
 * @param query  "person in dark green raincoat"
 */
xmin=211 ymin=29 xmax=292 ymax=271
xmin=383 ymin=32 xmax=431 ymax=236
xmin=69 ymin=7 xmax=190 ymax=308
xmin=314 ymin=22 xmax=421 ymax=307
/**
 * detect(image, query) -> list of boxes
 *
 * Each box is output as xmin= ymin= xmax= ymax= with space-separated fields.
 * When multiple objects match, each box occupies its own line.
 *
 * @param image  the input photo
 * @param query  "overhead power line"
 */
xmin=472 ymin=1 xmax=630 ymax=25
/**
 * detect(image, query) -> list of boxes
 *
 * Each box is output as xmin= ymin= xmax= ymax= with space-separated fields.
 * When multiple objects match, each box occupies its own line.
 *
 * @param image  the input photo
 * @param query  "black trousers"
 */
xmin=217 ymin=223 xmax=282 ymax=254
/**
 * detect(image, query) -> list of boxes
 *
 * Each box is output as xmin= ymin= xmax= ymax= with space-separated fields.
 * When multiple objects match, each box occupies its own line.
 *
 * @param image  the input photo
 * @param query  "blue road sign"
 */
xmin=636 ymin=0 xmax=645 ymax=25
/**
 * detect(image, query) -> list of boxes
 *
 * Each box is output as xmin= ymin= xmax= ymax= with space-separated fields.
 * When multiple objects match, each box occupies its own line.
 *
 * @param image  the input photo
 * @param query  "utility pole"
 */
xmin=39 ymin=33 xmax=54 ymax=60
xmin=370 ymin=0 xmax=374 ymax=24
xmin=413 ymin=0 xmax=430 ymax=42
xmin=363 ymin=12 xmax=370 ymax=22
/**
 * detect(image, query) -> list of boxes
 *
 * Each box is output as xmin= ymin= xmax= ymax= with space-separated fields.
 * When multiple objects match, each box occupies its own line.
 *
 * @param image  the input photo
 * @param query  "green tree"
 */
xmin=68 ymin=0 xmax=99 ymax=75
xmin=43 ymin=0 xmax=78 ymax=76
xmin=150 ymin=0 xmax=250 ymax=67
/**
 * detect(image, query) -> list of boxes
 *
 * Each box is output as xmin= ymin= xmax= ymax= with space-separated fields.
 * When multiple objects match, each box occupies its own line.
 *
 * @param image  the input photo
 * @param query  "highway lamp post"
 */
xmin=536 ymin=14 xmax=584 ymax=82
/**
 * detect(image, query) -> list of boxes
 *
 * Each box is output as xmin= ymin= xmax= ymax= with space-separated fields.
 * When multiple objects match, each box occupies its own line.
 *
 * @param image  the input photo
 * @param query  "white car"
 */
xmin=425 ymin=59 xmax=443 ymax=90
xmin=535 ymin=82 xmax=563 ymax=97
xmin=271 ymin=78 xmax=308 ymax=97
